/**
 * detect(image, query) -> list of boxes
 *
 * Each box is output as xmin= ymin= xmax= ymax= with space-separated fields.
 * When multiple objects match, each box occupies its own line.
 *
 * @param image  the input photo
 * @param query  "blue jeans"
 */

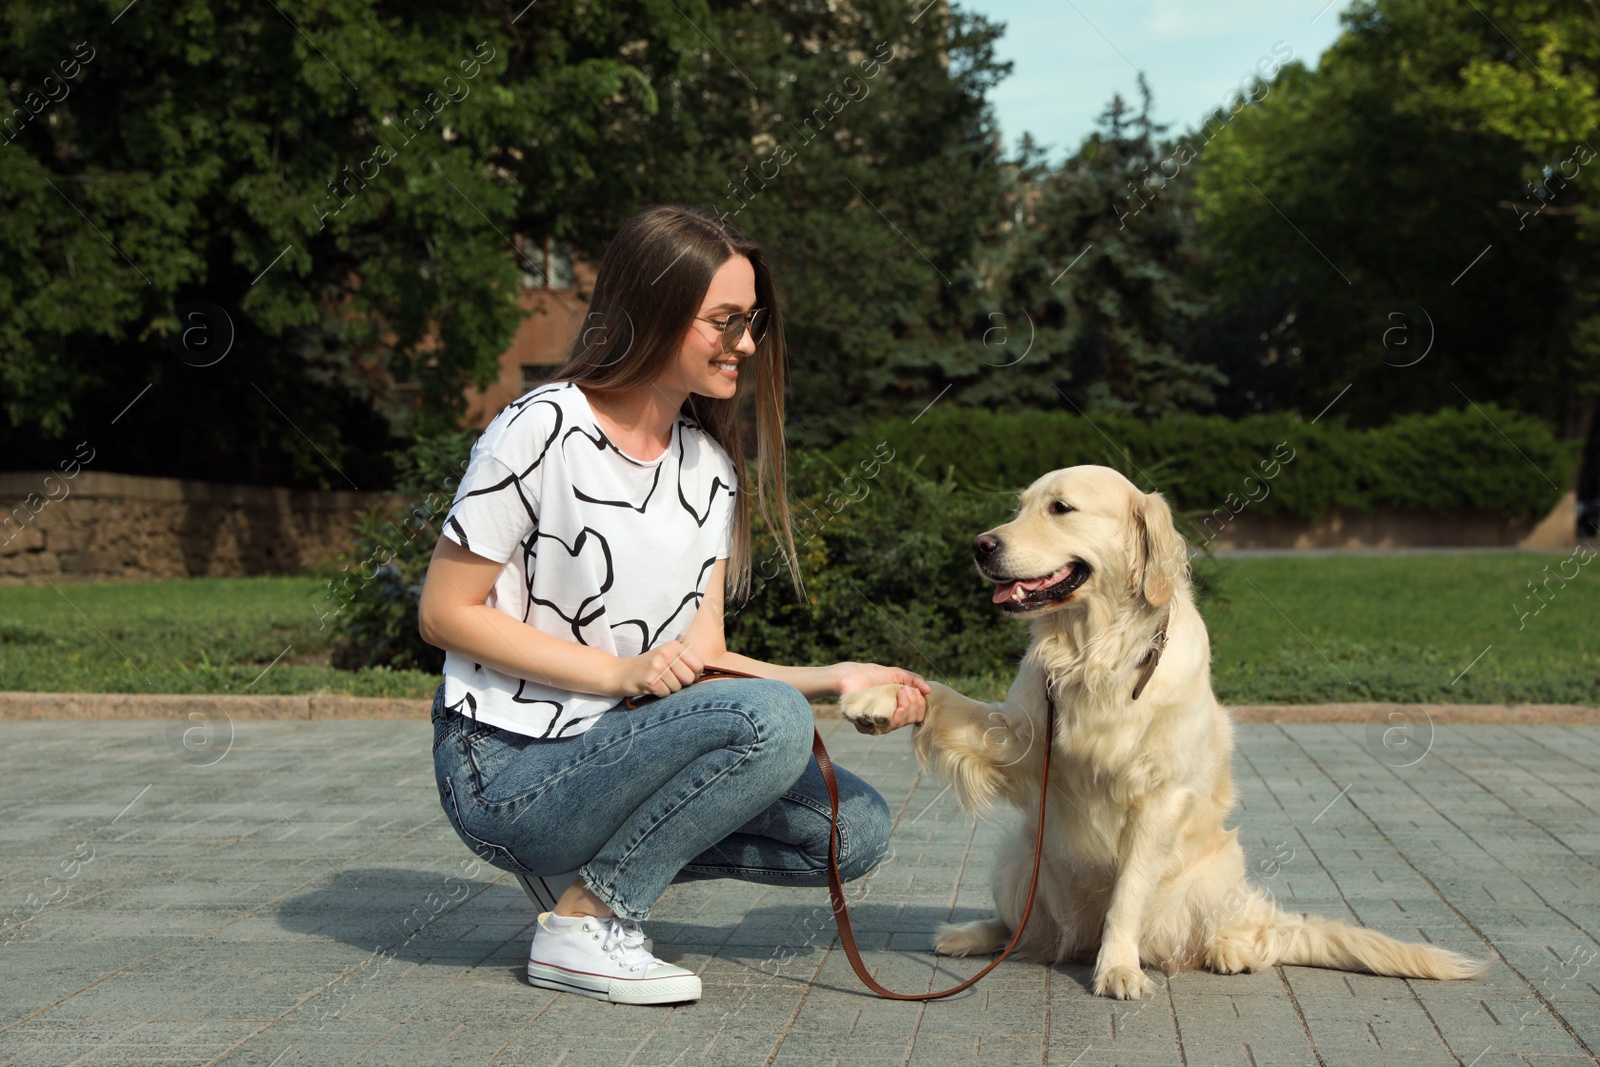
xmin=430 ymin=678 xmax=892 ymax=921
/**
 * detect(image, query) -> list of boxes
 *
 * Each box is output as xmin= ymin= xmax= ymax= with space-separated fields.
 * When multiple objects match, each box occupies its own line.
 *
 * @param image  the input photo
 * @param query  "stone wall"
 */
xmin=0 ymin=470 xmax=406 ymax=584
xmin=1198 ymin=491 xmax=1578 ymax=551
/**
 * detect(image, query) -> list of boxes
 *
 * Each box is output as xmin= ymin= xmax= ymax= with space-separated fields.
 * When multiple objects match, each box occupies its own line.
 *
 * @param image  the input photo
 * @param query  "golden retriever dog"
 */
xmin=840 ymin=465 xmax=1487 ymax=999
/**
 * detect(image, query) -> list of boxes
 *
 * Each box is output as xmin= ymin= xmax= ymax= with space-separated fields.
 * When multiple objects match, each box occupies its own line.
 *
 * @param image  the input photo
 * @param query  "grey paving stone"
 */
xmin=768 ymin=1035 xmax=913 ymax=1067
xmin=1170 ymin=992 xmax=1312 ymax=1065
xmin=1 ymin=721 xmax=1598 ymax=1067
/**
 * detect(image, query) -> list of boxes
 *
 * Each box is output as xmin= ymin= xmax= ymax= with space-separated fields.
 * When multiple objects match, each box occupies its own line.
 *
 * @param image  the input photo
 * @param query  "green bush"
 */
xmin=315 ymin=429 xmax=476 ymax=673
xmin=724 ymin=445 xmax=1031 ymax=680
xmin=824 ymin=405 xmax=1579 ymax=522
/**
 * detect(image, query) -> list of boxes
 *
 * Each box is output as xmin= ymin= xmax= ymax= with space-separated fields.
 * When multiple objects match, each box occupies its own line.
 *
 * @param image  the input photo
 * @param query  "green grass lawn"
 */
xmin=0 ymin=576 xmax=435 ymax=699
xmin=1 ymin=552 xmax=1595 ymax=704
xmin=1196 ymin=551 xmax=1597 ymax=705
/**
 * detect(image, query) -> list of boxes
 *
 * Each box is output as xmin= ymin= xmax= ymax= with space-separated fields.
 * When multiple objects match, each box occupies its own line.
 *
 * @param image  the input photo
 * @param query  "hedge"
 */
xmin=822 ymin=404 xmax=1580 ymax=521
xmin=722 ymin=443 xmax=1030 ymax=679
xmin=325 ymin=405 xmax=1578 ymax=679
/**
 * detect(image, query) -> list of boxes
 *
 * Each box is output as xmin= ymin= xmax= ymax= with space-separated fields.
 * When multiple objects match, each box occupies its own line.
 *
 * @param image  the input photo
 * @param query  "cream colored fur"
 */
xmin=841 ymin=465 xmax=1489 ymax=999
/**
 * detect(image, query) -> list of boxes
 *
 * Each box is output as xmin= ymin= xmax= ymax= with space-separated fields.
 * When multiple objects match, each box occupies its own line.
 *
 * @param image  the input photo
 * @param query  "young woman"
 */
xmin=417 ymin=204 xmax=930 ymax=1006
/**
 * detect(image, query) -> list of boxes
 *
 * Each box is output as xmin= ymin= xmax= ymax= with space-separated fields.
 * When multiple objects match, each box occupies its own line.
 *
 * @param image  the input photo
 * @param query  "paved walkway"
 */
xmin=0 ymin=717 xmax=1596 ymax=1067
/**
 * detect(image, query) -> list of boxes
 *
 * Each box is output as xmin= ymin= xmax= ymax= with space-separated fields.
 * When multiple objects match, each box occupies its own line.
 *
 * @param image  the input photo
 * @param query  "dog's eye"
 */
xmin=1050 ymin=500 xmax=1075 ymax=516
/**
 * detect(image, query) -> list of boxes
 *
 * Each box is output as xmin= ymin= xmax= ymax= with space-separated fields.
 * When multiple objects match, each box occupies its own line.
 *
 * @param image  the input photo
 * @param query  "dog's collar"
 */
xmin=1130 ymin=609 xmax=1172 ymax=701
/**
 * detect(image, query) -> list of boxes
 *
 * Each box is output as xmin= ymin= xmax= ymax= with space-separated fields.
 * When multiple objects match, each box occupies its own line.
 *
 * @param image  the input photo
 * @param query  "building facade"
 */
xmin=460 ymin=236 xmax=596 ymax=429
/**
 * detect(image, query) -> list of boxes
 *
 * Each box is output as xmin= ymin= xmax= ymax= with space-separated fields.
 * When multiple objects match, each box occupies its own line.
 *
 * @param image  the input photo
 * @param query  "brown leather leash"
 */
xmin=625 ymin=664 xmax=1056 ymax=1000
xmin=815 ymin=687 xmax=1055 ymax=1000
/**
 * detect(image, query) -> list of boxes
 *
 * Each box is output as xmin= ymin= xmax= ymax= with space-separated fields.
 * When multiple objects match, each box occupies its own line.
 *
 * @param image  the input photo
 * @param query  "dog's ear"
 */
xmin=1130 ymin=489 xmax=1187 ymax=607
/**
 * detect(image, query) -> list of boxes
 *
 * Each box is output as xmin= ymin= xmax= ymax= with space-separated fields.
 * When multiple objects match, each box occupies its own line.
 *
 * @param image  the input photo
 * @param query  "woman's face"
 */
xmin=657 ymin=254 xmax=759 ymax=402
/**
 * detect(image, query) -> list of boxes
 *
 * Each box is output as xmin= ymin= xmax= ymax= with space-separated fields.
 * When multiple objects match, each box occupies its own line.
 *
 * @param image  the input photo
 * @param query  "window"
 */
xmin=544 ymin=237 xmax=575 ymax=290
xmin=514 ymin=234 xmax=576 ymax=290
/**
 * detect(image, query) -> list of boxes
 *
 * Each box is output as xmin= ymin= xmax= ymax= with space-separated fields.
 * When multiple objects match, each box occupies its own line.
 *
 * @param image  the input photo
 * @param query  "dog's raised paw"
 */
xmin=839 ymin=683 xmax=903 ymax=736
xmin=1092 ymin=964 xmax=1152 ymax=1000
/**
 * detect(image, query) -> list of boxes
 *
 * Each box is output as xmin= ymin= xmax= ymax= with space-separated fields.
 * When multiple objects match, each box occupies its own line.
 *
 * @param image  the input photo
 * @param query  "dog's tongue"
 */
xmin=992 ymin=577 xmax=1047 ymax=603
xmin=992 ymin=564 xmax=1078 ymax=604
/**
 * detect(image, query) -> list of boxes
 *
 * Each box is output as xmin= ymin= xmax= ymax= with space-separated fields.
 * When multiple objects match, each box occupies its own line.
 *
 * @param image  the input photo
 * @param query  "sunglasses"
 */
xmin=694 ymin=307 xmax=769 ymax=353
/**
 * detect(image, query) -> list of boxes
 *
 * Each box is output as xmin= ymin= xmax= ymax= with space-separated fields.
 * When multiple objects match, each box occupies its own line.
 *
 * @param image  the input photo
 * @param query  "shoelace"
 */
xmin=617 ymin=918 xmax=648 ymax=949
xmin=593 ymin=916 xmax=654 ymax=971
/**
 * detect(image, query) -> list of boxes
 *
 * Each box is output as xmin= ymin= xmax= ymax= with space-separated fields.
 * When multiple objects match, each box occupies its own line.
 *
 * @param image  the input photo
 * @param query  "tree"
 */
xmin=0 ymin=0 xmax=694 ymax=487
xmin=1189 ymin=0 xmax=1599 ymax=439
xmin=898 ymin=75 xmax=1226 ymax=420
xmin=644 ymin=0 xmax=1019 ymax=446
xmin=0 ymin=0 xmax=1022 ymax=477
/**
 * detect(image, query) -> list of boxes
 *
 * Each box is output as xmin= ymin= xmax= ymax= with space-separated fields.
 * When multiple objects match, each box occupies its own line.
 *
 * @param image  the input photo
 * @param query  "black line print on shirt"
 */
xmin=500 ymin=382 xmax=564 ymax=427
xmin=501 ymin=380 xmax=566 ymax=423
xmin=675 ymin=431 xmax=735 ymax=527
xmin=560 ymin=406 xmax=681 ymax=506
xmin=445 ymin=515 xmax=472 ymax=554
xmin=446 ymin=466 xmax=538 ymax=558
xmin=445 ymin=690 xmax=480 ymax=728
xmin=499 ymin=390 xmax=564 ymax=482
xmin=525 ymin=526 xmax=614 ymax=641
xmin=444 ymin=390 xmax=557 ymax=559
xmin=608 ymin=555 xmax=721 ymax=653
xmin=508 ymin=684 xmax=567 ymax=737
xmin=450 ymin=671 xmax=566 ymax=732
xmin=553 ymin=711 xmax=604 ymax=737
xmin=517 ymin=536 xmax=539 ymax=624
xmin=563 ymin=407 xmax=677 ymax=467
xmin=563 ymin=424 xmax=667 ymax=512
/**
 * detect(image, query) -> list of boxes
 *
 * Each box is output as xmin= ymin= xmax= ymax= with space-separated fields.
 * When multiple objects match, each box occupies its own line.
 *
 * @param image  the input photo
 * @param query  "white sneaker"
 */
xmin=515 ymin=872 xmax=651 ymax=952
xmin=526 ymin=912 xmax=701 ymax=1005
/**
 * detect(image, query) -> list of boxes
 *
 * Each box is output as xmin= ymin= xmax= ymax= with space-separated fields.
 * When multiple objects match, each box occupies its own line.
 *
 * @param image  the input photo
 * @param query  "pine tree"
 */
xmin=930 ymin=73 xmax=1225 ymax=419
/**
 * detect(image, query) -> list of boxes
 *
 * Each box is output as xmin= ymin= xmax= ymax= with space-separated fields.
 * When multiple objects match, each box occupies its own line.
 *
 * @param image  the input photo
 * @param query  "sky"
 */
xmin=953 ymin=0 xmax=1359 ymax=163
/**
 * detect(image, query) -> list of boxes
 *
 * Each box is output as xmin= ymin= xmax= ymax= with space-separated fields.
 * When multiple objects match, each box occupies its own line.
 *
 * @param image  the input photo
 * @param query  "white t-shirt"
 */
xmin=437 ymin=381 xmax=737 ymax=739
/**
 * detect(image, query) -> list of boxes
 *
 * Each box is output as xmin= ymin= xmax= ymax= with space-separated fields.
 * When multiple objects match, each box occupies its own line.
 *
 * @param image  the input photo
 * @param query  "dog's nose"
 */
xmin=973 ymin=533 xmax=1001 ymax=560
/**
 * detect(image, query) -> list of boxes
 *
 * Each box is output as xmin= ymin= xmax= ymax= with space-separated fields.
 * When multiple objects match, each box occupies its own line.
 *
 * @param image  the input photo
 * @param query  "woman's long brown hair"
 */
xmin=550 ymin=203 xmax=802 ymax=605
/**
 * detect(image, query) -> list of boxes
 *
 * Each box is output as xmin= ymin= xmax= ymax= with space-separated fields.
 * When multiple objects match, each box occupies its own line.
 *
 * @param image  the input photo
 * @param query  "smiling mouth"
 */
xmin=986 ymin=561 xmax=1092 ymax=613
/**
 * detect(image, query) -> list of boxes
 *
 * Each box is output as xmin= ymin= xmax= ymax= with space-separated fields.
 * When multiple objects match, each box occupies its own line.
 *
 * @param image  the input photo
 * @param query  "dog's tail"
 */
xmin=1266 ymin=908 xmax=1489 ymax=980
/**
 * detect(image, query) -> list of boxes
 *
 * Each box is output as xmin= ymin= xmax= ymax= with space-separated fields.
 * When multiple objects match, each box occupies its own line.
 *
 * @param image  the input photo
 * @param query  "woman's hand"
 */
xmin=612 ymin=640 xmax=705 ymax=700
xmin=830 ymin=662 xmax=931 ymax=731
